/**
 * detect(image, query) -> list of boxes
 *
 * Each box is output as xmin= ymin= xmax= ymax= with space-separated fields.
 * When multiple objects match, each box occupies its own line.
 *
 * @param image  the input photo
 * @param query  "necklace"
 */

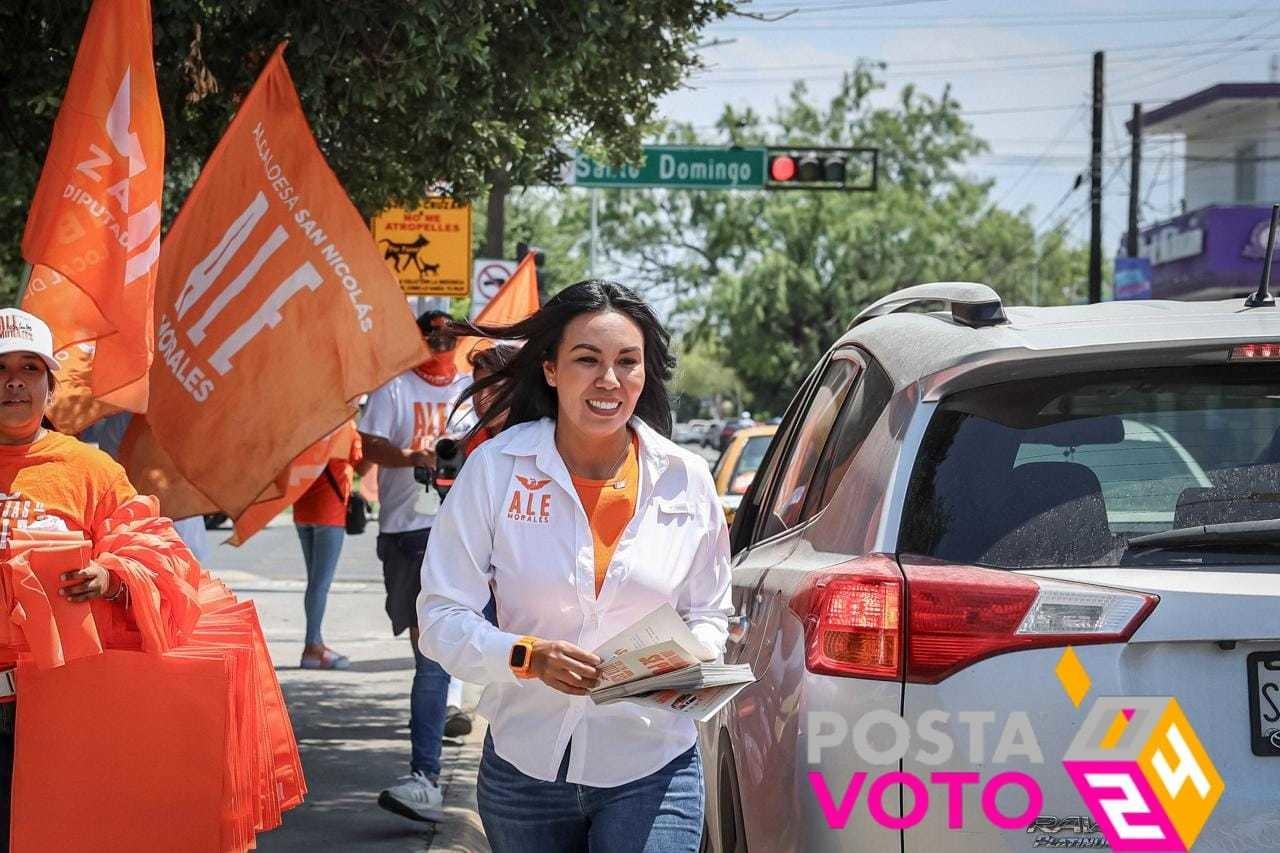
xmin=569 ymin=434 xmax=632 ymax=481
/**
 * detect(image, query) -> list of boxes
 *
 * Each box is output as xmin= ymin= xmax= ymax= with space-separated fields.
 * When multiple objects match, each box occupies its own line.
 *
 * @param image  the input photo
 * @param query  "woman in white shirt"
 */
xmin=418 ymin=280 xmax=732 ymax=852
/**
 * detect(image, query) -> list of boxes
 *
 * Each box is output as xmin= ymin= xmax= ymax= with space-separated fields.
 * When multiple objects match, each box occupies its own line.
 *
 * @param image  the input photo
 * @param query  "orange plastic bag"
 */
xmin=4 ymin=502 xmax=305 ymax=851
xmin=0 ymin=534 xmax=98 ymax=668
xmin=11 ymin=651 xmax=229 ymax=853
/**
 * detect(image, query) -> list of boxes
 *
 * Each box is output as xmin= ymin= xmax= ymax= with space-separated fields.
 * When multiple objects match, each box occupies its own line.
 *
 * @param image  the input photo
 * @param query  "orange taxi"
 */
xmin=711 ymin=424 xmax=777 ymax=524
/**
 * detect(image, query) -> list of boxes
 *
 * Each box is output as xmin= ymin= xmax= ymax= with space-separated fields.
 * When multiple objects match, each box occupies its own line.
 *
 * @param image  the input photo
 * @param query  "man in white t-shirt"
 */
xmin=358 ymin=310 xmax=471 ymax=823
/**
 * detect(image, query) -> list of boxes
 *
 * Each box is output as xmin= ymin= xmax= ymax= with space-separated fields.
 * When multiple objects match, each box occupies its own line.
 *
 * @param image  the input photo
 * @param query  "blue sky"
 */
xmin=658 ymin=0 xmax=1280 ymax=254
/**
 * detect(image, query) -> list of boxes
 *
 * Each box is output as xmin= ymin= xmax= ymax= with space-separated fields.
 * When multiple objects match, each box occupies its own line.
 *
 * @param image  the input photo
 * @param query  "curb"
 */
xmin=429 ymin=724 xmax=490 ymax=852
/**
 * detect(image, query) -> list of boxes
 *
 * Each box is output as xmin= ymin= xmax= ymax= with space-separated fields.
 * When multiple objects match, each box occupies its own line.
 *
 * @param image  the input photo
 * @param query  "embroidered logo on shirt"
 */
xmin=507 ymin=480 xmax=552 ymax=524
xmin=515 ymin=475 xmax=551 ymax=491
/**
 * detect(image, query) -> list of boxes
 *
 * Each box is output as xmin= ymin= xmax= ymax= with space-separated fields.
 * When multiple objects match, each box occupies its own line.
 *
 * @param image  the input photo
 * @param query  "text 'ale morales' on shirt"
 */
xmin=416 ymin=417 xmax=733 ymax=788
xmin=357 ymin=370 xmax=471 ymax=534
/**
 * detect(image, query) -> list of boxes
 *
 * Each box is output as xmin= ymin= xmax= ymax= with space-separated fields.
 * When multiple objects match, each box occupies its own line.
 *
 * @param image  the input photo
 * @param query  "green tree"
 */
xmin=590 ymin=65 xmax=1089 ymax=411
xmin=670 ymin=340 xmax=744 ymax=420
xmin=0 ymin=1 xmax=737 ymax=301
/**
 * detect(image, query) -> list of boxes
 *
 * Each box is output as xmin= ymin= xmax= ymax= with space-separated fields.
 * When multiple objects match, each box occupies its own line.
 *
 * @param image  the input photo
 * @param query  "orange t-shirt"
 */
xmin=464 ymin=426 xmax=495 ymax=457
xmin=292 ymin=432 xmax=363 ymax=527
xmin=570 ymin=434 xmax=639 ymax=598
xmin=0 ymin=431 xmax=136 ymax=541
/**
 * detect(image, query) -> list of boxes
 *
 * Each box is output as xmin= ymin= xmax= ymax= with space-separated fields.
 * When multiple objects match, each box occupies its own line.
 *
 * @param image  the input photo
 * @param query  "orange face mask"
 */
xmin=414 ymin=351 xmax=458 ymax=387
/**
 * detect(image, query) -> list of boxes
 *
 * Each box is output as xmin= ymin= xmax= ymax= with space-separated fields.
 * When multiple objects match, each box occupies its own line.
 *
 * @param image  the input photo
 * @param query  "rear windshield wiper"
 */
xmin=1126 ymin=518 xmax=1280 ymax=552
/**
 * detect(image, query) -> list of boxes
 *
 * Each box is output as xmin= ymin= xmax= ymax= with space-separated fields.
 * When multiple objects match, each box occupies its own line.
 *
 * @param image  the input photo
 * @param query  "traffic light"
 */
xmin=765 ymin=146 xmax=877 ymax=191
xmin=515 ymin=241 xmax=546 ymax=267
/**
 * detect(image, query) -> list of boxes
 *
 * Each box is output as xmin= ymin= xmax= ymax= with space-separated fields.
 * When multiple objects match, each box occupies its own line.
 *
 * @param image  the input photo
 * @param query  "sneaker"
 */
xmin=443 ymin=706 xmax=473 ymax=738
xmin=378 ymin=771 xmax=445 ymax=823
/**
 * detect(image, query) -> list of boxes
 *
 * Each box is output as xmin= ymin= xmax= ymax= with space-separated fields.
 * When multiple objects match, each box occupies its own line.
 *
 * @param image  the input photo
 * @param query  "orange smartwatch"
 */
xmin=509 ymin=636 xmax=538 ymax=678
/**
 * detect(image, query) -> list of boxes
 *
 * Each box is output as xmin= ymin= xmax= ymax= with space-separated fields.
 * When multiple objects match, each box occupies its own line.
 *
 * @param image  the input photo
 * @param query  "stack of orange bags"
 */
xmin=0 ymin=499 xmax=304 ymax=852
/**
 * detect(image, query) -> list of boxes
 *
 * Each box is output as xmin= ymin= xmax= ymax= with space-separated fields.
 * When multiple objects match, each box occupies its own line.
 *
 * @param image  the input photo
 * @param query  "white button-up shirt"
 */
xmin=417 ymin=417 xmax=733 ymax=787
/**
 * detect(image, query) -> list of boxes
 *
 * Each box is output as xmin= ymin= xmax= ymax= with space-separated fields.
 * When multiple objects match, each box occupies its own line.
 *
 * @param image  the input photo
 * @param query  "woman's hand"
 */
xmin=530 ymin=640 xmax=602 ymax=696
xmin=59 ymin=565 xmax=118 ymax=603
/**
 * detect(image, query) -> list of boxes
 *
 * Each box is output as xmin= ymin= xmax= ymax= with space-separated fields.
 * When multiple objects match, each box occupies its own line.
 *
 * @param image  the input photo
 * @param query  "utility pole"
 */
xmin=589 ymin=189 xmax=599 ymax=277
xmin=1127 ymin=103 xmax=1142 ymax=258
xmin=1089 ymin=50 xmax=1104 ymax=304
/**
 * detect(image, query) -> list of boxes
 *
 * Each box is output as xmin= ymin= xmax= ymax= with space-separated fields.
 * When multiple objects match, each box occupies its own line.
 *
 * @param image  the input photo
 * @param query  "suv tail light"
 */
xmin=903 ymin=558 xmax=1157 ymax=682
xmin=788 ymin=555 xmax=1157 ymax=683
xmin=788 ymin=554 xmax=903 ymax=680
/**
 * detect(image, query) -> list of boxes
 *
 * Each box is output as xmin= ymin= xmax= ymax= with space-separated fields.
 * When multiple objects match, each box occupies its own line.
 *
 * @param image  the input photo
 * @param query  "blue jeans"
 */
xmin=378 ymin=528 xmax=451 ymax=779
xmin=295 ymin=523 xmax=346 ymax=646
xmin=477 ymin=733 xmax=704 ymax=853
xmin=411 ymin=642 xmax=450 ymax=779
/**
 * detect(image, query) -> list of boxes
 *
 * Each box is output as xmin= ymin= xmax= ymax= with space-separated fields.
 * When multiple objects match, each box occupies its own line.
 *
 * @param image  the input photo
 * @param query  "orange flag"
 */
xmin=125 ymin=44 xmax=425 ymax=516
xmin=228 ymin=423 xmax=356 ymax=545
xmin=453 ymin=254 xmax=540 ymax=372
xmin=116 ymin=416 xmax=219 ymax=521
xmin=21 ymin=0 xmax=163 ymax=430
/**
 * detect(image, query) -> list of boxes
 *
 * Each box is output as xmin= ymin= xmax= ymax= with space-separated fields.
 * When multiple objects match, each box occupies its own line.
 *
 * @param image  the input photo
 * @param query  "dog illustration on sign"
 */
xmin=378 ymin=234 xmax=441 ymax=276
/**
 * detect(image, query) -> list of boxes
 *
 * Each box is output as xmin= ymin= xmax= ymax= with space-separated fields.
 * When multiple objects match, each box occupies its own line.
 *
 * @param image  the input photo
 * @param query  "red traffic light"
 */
xmin=765 ymin=146 xmax=876 ymax=191
xmin=769 ymin=155 xmax=797 ymax=182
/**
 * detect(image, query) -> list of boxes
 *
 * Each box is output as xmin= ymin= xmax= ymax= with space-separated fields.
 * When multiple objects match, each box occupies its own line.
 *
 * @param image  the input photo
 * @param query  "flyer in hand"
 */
xmin=589 ymin=604 xmax=755 ymax=722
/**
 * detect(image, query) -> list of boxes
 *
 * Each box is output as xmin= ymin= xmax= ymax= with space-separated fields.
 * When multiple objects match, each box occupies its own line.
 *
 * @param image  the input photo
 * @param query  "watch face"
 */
xmin=510 ymin=644 xmax=529 ymax=668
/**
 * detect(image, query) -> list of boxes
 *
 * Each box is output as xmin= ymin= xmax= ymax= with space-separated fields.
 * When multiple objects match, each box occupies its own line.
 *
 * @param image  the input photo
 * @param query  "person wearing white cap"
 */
xmin=0 ymin=308 xmax=137 ymax=846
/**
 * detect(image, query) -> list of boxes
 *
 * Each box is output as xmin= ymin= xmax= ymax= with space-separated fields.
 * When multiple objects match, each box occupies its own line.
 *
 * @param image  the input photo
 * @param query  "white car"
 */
xmin=701 ymin=283 xmax=1280 ymax=853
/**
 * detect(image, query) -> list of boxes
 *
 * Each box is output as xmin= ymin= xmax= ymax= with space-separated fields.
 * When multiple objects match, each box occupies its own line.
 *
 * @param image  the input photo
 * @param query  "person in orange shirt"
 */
xmin=291 ymin=424 xmax=365 ymax=669
xmin=462 ymin=343 xmax=519 ymax=455
xmin=0 ymin=309 xmax=142 ymax=849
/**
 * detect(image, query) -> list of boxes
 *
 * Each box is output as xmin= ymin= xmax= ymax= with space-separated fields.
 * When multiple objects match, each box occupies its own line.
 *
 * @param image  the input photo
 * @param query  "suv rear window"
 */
xmin=899 ymin=365 xmax=1280 ymax=568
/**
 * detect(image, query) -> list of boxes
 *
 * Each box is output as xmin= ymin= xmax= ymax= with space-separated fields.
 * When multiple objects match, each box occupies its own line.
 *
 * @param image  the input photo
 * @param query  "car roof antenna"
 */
xmin=1245 ymin=203 xmax=1279 ymax=308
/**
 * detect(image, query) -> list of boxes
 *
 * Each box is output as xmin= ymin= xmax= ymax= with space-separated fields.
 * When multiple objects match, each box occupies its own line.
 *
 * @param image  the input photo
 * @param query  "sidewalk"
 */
xmin=234 ymin=576 xmax=490 ymax=852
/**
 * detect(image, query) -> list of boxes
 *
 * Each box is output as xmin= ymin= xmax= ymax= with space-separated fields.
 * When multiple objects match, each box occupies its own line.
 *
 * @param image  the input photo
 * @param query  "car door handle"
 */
xmin=727 ymin=614 xmax=750 ymax=642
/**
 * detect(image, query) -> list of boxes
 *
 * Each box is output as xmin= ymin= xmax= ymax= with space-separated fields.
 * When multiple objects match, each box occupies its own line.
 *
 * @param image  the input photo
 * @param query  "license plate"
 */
xmin=1247 ymin=651 xmax=1280 ymax=756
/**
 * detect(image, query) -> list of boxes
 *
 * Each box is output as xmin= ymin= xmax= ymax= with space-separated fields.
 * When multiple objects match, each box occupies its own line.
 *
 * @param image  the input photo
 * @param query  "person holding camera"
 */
xmin=418 ymin=282 xmax=732 ymax=852
xmin=357 ymin=310 xmax=471 ymax=823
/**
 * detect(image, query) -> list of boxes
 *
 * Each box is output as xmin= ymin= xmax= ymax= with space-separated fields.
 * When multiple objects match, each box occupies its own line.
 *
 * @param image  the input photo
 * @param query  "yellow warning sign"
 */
xmin=371 ymin=199 xmax=472 ymax=297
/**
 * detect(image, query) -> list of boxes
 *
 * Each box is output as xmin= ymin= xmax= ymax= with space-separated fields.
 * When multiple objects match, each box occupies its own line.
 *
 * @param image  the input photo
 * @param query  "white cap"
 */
xmin=0 ymin=309 xmax=59 ymax=372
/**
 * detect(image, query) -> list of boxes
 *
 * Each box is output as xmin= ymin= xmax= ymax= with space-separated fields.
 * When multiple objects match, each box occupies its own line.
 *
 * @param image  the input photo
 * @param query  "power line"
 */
xmin=738 ymin=0 xmax=945 ymax=13
xmin=1035 ymin=178 xmax=1085 ymax=233
xmin=1111 ymin=14 xmax=1280 ymax=93
xmin=958 ymin=100 xmax=1166 ymax=116
xmin=698 ymin=33 xmax=1280 ymax=75
xmin=1116 ymin=31 xmax=1280 ymax=95
xmin=717 ymin=9 xmax=1279 ymax=31
xmin=694 ymin=53 xmax=1224 ymax=84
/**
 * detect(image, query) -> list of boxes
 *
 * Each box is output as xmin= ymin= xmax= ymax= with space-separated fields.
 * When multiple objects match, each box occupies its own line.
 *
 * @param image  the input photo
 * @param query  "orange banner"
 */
xmin=117 ymin=416 xmax=219 ymax=521
xmin=130 ymin=44 xmax=425 ymax=516
xmin=20 ymin=265 xmax=125 ymax=431
xmin=454 ymin=253 xmax=539 ymax=371
xmin=21 ymin=0 xmax=163 ymax=428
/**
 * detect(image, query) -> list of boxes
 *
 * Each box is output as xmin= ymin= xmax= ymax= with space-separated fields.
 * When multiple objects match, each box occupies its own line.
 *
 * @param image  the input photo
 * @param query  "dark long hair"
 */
xmin=454 ymin=280 xmax=675 ymax=438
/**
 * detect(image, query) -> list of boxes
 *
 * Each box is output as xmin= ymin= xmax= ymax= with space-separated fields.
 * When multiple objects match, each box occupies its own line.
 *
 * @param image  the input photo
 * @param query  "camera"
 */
xmin=412 ymin=438 xmax=468 ymax=500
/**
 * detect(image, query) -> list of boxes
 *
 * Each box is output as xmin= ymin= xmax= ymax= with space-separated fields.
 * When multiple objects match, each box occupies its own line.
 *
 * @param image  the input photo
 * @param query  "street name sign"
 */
xmin=565 ymin=146 xmax=767 ymax=190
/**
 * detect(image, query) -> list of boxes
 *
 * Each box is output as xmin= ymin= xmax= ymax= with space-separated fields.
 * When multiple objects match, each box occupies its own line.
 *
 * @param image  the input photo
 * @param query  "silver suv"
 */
xmin=700 ymin=283 xmax=1280 ymax=853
